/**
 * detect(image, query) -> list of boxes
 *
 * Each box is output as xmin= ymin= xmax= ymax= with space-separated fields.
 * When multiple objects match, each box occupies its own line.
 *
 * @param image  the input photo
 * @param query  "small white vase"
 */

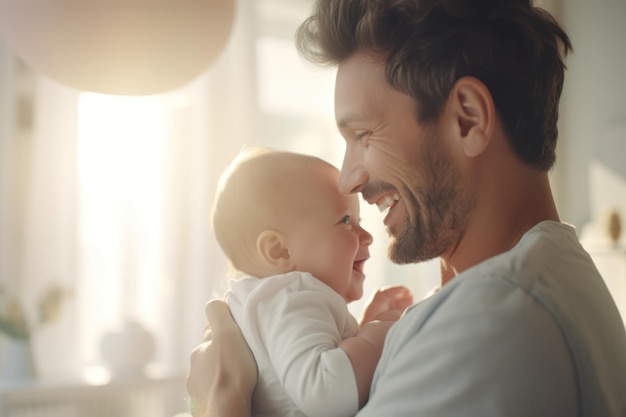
xmin=100 ymin=319 xmax=155 ymax=379
xmin=1 ymin=338 xmax=36 ymax=381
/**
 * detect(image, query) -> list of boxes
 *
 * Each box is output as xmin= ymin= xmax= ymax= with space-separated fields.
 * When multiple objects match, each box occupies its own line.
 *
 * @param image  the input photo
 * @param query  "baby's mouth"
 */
xmin=353 ymin=259 xmax=367 ymax=274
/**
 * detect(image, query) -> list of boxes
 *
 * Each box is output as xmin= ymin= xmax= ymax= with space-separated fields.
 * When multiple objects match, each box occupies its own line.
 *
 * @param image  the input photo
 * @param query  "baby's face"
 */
xmin=280 ymin=164 xmax=373 ymax=302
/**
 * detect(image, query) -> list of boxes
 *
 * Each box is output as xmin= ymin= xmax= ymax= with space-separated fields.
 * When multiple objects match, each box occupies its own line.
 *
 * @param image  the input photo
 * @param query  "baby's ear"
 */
xmin=256 ymin=230 xmax=293 ymax=272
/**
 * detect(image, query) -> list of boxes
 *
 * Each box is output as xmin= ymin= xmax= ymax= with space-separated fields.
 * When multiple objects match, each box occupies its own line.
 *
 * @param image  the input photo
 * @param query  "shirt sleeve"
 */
xmin=245 ymin=272 xmax=360 ymax=417
xmin=357 ymin=275 xmax=578 ymax=417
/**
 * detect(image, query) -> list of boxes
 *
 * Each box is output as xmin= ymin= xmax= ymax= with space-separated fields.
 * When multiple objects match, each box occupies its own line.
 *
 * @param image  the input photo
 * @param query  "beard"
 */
xmin=388 ymin=128 xmax=474 ymax=264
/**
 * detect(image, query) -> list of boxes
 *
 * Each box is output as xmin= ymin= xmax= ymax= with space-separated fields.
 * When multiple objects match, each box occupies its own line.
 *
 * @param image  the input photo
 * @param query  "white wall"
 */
xmin=0 ymin=39 xmax=14 ymax=290
xmin=557 ymin=1 xmax=626 ymax=231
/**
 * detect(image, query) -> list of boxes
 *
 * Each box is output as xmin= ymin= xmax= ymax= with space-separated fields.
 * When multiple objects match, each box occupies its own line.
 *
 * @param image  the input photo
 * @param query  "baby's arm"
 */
xmin=340 ymin=285 xmax=413 ymax=406
xmin=253 ymin=276 xmax=411 ymax=417
xmin=338 ymin=319 xmax=395 ymax=407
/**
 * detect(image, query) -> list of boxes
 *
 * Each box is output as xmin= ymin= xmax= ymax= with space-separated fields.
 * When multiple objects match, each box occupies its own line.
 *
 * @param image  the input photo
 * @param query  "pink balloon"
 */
xmin=0 ymin=0 xmax=235 ymax=95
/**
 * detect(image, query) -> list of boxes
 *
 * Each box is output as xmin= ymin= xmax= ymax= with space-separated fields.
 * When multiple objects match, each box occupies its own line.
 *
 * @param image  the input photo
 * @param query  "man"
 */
xmin=187 ymin=0 xmax=626 ymax=416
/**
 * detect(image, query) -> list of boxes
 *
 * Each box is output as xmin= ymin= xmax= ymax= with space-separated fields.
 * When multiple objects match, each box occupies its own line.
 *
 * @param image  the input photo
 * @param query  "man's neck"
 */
xmin=439 ymin=170 xmax=559 ymax=286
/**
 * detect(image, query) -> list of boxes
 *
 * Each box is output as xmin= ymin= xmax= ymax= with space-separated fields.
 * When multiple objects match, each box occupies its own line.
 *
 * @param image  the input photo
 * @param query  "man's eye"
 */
xmin=354 ymin=131 xmax=368 ymax=141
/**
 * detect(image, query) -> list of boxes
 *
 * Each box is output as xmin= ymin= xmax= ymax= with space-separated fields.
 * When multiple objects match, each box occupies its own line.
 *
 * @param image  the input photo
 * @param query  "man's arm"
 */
xmin=186 ymin=299 xmax=257 ymax=417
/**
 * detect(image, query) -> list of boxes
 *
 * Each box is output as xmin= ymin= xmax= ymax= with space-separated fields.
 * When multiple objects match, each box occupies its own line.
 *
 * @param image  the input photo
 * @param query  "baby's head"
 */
xmin=212 ymin=147 xmax=373 ymax=302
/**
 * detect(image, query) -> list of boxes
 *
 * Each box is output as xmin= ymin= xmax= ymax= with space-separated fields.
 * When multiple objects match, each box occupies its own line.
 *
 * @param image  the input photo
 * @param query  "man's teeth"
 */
xmin=377 ymin=193 xmax=400 ymax=212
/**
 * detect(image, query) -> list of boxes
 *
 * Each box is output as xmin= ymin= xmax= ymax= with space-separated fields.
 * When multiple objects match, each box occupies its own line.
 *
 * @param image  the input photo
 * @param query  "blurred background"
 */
xmin=0 ymin=0 xmax=624 ymax=416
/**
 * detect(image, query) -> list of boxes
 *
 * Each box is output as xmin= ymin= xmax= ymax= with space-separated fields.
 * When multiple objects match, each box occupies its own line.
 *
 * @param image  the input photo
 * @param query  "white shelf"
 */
xmin=0 ymin=372 xmax=188 ymax=417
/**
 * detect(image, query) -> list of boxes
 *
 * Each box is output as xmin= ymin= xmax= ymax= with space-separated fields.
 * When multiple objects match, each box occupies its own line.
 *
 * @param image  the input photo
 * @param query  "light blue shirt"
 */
xmin=359 ymin=221 xmax=626 ymax=416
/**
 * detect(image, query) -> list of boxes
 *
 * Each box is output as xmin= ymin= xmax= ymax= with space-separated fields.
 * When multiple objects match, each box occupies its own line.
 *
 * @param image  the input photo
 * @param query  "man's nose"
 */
xmin=339 ymin=148 xmax=368 ymax=194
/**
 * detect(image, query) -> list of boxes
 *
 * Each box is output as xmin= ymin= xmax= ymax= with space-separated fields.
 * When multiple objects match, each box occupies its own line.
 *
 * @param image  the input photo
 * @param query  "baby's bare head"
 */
xmin=212 ymin=147 xmax=338 ymax=273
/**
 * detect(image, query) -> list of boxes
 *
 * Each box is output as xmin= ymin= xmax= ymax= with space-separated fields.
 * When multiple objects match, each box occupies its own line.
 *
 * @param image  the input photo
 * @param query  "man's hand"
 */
xmin=186 ymin=299 xmax=258 ymax=417
xmin=360 ymin=285 xmax=413 ymax=325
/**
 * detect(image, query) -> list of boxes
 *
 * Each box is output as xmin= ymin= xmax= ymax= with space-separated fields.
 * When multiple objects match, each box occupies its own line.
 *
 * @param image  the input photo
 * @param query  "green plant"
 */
xmin=0 ymin=283 xmax=72 ymax=341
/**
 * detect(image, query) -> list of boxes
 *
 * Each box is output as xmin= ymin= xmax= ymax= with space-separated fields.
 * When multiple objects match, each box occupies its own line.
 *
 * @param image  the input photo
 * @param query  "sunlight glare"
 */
xmin=77 ymin=92 xmax=168 ymax=363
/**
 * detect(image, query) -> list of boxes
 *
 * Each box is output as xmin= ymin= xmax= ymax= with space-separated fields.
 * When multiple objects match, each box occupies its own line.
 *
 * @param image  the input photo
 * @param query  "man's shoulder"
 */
xmin=383 ymin=220 xmax=601 ymax=361
xmin=370 ymin=223 xmax=626 ymax=415
xmin=364 ymin=266 xmax=579 ymax=416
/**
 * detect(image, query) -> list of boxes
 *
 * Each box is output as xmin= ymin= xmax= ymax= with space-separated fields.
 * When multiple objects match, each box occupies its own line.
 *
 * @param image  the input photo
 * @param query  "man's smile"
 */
xmin=376 ymin=193 xmax=400 ymax=213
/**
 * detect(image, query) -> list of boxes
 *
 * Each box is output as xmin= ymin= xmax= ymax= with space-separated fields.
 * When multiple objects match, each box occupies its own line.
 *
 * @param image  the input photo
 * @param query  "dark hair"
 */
xmin=295 ymin=0 xmax=572 ymax=171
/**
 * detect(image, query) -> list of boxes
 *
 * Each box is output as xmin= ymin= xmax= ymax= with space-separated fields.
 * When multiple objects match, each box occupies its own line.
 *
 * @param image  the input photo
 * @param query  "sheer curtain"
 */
xmin=0 ymin=0 xmax=259 ymax=378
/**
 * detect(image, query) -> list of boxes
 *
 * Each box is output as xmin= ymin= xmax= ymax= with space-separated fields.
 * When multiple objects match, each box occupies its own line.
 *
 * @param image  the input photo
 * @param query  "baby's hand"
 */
xmin=360 ymin=285 xmax=413 ymax=325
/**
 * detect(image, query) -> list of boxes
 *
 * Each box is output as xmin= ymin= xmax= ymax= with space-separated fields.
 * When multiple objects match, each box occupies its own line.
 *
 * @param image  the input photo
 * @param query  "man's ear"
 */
xmin=256 ymin=230 xmax=294 ymax=272
xmin=449 ymin=76 xmax=495 ymax=158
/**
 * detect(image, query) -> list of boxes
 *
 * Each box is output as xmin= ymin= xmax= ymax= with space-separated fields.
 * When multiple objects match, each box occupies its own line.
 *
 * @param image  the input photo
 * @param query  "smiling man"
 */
xmin=186 ymin=1 xmax=626 ymax=416
xmin=334 ymin=53 xmax=477 ymax=275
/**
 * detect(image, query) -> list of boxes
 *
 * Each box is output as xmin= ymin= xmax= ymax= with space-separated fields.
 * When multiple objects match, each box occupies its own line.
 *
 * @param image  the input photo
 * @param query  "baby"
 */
xmin=211 ymin=148 xmax=412 ymax=417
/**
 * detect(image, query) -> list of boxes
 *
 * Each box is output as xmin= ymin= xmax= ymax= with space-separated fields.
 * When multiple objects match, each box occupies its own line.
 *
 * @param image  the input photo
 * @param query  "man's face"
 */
xmin=334 ymin=52 xmax=474 ymax=264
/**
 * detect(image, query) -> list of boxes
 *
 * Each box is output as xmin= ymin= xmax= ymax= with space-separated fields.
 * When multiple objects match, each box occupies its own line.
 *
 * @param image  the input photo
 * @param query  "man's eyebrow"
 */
xmin=337 ymin=114 xmax=363 ymax=129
